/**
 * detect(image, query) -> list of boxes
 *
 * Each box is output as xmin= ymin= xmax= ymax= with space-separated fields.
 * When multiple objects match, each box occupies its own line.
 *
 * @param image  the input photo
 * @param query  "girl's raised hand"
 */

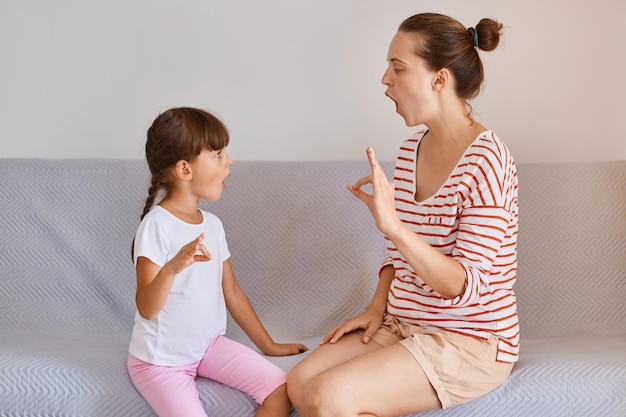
xmin=347 ymin=147 xmax=400 ymax=235
xmin=166 ymin=233 xmax=212 ymax=275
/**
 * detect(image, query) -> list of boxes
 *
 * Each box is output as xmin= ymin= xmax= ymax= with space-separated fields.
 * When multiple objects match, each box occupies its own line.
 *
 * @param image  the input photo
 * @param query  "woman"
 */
xmin=287 ymin=12 xmax=519 ymax=417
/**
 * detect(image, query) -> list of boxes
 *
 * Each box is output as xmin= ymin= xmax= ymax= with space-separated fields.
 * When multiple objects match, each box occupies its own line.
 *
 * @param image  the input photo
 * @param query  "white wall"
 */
xmin=1 ymin=0 xmax=624 ymax=163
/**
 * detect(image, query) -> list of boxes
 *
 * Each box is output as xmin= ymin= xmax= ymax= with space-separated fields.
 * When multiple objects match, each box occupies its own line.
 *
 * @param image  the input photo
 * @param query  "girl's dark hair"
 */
xmin=141 ymin=107 xmax=229 ymax=221
xmin=398 ymin=13 xmax=503 ymax=100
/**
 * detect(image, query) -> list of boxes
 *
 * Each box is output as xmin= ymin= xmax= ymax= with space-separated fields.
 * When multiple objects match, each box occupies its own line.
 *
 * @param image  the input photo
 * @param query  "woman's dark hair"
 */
xmin=141 ymin=107 xmax=229 ymax=221
xmin=398 ymin=13 xmax=503 ymax=100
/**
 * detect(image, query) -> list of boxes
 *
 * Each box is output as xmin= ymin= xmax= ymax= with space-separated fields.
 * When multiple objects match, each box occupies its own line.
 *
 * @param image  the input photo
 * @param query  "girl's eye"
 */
xmin=216 ymin=151 xmax=222 ymax=158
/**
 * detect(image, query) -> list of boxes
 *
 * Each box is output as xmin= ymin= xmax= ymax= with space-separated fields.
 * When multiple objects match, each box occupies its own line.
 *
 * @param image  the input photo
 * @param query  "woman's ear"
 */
xmin=174 ymin=160 xmax=193 ymax=180
xmin=433 ymin=68 xmax=450 ymax=91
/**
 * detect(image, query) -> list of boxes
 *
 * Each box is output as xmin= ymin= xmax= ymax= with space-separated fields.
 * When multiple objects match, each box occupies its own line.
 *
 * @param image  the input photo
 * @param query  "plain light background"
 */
xmin=1 ymin=0 xmax=624 ymax=162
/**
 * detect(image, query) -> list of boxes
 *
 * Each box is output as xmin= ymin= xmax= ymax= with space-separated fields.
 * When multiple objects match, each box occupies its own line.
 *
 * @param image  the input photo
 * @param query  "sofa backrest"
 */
xmin=1 ymin=159 xmax=144 ymax=335
xmin=0 ymin=159 xmax=624 ymax=340
xmin=515 ymin=161 xmax=626 ymax=338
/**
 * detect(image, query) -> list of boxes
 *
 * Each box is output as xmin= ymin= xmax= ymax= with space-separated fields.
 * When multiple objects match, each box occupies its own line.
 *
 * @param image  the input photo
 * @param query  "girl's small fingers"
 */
xmin=185 ymin=234 xmax=205 ymax=253
xmin=197 ymin=245 xmax=212 ymax=260
xmin=193 ymin=254 xmax=211 ymax=263
xmin=198 ymin=244 xmax=209 ymax=256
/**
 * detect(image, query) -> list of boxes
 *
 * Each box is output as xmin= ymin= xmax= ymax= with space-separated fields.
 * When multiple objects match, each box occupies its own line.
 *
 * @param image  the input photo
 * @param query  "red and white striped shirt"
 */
xmin=382 ymin=128 xmax=520 ymax=362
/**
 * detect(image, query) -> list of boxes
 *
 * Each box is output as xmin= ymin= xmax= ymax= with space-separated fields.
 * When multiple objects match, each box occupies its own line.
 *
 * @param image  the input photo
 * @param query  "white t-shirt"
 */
xmin=129 ymin=206 xmax=230 ymax=366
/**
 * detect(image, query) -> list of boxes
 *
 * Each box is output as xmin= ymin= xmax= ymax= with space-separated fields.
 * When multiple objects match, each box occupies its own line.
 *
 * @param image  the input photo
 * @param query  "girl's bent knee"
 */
xmin=257 ymin=383 xmax=290 ymax=417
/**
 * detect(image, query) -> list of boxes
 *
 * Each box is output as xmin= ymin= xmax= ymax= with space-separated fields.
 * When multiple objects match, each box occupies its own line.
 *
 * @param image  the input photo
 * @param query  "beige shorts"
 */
xmin=369 ymin=315 xmax=514 ymax=409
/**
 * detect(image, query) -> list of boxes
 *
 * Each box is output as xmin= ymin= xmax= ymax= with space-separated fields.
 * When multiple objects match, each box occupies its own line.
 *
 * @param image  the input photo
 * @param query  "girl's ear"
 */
xmin=433 ymin=68 xmax=450 ymax=91
xmin=174 ymin=160 xmax=193 ymax=180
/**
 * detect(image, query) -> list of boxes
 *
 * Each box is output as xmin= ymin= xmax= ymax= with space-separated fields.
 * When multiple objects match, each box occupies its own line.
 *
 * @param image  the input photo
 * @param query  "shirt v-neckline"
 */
xmin=412 ymin=130 xmax=489 ymax=204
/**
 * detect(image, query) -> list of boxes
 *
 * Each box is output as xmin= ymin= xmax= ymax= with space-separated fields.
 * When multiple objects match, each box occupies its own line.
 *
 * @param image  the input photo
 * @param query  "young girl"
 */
xmin=128 ymin=107 xmax=308 ymax=417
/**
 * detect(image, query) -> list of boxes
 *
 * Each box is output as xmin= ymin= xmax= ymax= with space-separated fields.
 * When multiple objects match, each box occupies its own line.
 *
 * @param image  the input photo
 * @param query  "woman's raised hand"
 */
xmin=347 ymin=147 xmax=401 ymax=236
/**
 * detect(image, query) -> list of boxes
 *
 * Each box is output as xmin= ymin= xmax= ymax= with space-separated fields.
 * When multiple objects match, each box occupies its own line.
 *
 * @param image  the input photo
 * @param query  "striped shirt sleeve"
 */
xmin=450 ymin=134 xmax=518 ymax=307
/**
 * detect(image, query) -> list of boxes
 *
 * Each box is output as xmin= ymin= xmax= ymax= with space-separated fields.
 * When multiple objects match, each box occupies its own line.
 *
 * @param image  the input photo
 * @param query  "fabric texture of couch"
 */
xmin=0 ymin=158 xmax=625 ymax=416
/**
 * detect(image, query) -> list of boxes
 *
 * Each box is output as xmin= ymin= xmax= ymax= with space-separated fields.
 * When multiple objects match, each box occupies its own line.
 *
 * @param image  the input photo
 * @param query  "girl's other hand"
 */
xmin=264 ymin=342 xmax=309 ymax=356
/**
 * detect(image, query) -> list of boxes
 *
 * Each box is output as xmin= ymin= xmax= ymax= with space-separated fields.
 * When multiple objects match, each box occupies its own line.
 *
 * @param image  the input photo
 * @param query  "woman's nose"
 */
xmin=381 ymin=67 xmax=391 ymax=86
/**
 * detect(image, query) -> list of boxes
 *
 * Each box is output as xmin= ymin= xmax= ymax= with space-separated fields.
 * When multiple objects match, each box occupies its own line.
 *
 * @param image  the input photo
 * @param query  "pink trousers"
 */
xmin=127 ymin=335 xmax=287 ymax=417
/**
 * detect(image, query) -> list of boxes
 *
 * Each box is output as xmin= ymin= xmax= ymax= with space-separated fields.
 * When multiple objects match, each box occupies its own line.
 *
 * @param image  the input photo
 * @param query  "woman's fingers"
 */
xmin=320 ymin=314 xmax=374 ymax=345
xmin=354 ymin=175 xmax=373 ymax=190
xmin=367 ymin=146 xmax=389 ymax=187
xmin=321 ymin=322 xmax=352 ymax=345
xmin=366 ymin=146 xmax=377 ymax=168
xmin=367 ymin=146 xmax=383 ymax=182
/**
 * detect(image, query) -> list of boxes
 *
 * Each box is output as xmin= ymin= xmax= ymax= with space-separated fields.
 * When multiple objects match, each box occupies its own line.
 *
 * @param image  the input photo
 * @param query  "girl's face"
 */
xmin=188 ymin=147 xmax=232 ymax=201
xmin=381 ymin=31 xmax=439 ymax=127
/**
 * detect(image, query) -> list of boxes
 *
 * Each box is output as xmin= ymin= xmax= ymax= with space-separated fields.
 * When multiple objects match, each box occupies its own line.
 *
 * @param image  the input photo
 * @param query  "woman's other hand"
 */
xmin=321 ymin=308 xmax=384 ymax=345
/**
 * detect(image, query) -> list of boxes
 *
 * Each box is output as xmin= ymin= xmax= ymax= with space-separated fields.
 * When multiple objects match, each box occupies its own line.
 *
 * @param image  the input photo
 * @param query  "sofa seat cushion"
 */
xmin=2 ymin=328 xmax=624 ymax=417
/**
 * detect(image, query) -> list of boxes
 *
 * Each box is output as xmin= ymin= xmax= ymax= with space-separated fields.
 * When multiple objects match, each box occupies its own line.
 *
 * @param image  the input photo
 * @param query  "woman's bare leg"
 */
xmin=289 ymin=333 xmax=440 ymax=417
xmin=287 ymin=332 xmax=383 ymax=416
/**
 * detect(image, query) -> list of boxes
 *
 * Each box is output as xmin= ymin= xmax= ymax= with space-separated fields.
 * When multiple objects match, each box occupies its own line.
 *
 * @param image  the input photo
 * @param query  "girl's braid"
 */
xmin=140 ymin=171 xmax=166 ymax=221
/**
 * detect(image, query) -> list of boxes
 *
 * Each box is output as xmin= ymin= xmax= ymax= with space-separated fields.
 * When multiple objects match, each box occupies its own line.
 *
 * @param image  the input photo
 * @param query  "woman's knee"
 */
xmin=300 ymin=375 xmax=348 ymax=417
xmin=286 ymin=361 xmax=308 ymax=407
xmin=287 ymin=362 xmax=335 ymax=415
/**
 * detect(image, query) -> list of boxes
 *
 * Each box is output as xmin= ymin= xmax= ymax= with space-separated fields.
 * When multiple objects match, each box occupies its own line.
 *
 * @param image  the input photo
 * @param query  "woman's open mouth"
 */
xmin=385 ymin=92 xmax=398 ymax=112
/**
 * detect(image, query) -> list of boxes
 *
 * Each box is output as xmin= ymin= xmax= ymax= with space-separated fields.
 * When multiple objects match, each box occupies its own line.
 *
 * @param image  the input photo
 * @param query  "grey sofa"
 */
xmin=0 ymin=158 xmax=624 ymax=416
